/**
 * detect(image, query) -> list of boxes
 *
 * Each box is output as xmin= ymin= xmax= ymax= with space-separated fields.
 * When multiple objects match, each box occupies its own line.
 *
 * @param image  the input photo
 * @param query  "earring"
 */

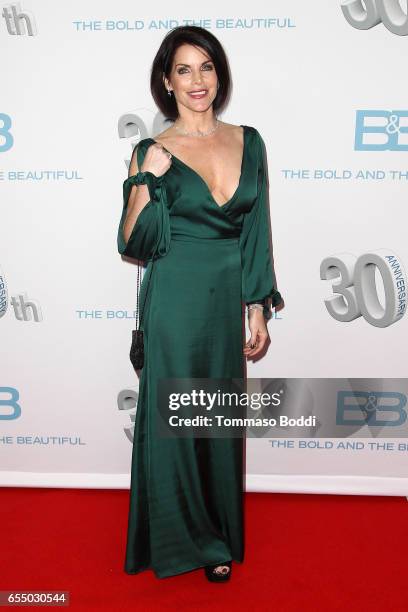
xmin=167 ymin=89 xmax=172 ymax=96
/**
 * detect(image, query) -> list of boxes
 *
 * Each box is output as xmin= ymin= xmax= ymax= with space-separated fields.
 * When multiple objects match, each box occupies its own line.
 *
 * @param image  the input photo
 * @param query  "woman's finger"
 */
xmin=244 ymin=331 xmax=268 ymax=358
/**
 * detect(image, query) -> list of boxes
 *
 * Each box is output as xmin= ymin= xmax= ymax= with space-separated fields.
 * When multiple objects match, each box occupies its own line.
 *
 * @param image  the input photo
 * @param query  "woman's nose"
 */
xmin=192 ymin=72 xmax=204 ymax=85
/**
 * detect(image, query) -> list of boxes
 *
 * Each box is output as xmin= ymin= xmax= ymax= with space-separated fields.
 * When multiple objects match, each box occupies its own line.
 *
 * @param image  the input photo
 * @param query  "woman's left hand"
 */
xmin=243 ymin=309 xmax=270 ymax=359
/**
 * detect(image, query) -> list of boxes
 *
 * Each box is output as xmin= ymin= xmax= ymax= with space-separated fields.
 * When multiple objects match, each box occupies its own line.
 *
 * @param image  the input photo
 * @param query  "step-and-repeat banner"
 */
xmin=1 ymin=1 xmax=407 ymax=495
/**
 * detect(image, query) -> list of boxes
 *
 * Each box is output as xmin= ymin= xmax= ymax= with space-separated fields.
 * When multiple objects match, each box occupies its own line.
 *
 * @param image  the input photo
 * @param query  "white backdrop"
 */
xmin=1 ymin=0 xmax=408 ymax=494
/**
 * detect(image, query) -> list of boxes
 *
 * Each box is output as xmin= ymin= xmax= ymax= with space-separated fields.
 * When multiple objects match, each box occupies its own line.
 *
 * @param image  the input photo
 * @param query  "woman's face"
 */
xmin=164 ymin=43 xmax=218 ymax=115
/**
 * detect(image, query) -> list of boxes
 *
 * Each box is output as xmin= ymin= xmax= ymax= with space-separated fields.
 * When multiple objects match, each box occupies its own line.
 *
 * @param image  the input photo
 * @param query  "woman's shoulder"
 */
xmin=131 ymin=136 xmax=158 ymax=163
xmin=243 ymin=125 xmax=265 ymax=149
xmin=240 ymin=125 xmax=267 ymax=163
xmin=243 ymin=124 xmax=262 ymax=140
xmin=220 ymin=121 xmax=258 ymax=136
xmin=219 ymin=123 xmax=263 ymax=153
xmin=129 ymin=137 xmax=156 ymax=170
xmin=221 ymin=123 xmax=264 ymax=160
xmin=135 ymin=136 xmax=155 ymax=149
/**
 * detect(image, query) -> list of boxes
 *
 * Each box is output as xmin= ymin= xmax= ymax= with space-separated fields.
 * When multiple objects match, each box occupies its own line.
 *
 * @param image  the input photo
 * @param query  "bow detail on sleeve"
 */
xmin=119 ymin=171 xmax=171 ymax=261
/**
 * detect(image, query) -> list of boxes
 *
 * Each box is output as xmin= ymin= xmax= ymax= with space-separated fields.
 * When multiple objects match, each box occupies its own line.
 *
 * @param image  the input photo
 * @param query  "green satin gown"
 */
xmin=117 ymin=125 xmax=283 ymax=579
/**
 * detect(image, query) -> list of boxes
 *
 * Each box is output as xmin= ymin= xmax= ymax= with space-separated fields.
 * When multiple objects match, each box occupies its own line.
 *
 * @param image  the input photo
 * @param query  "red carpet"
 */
xmin=1 ymin=488 xmax=407 ymax=611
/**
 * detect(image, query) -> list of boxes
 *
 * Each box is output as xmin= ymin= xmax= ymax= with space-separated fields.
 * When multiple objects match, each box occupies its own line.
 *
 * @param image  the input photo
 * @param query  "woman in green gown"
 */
xmin=117 ymin=26 xmax=283 ymax=581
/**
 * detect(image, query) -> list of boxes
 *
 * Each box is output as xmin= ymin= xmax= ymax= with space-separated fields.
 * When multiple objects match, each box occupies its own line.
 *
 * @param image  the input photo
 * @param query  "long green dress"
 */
xmin=117 ymin=125 xmax=283 ymax=579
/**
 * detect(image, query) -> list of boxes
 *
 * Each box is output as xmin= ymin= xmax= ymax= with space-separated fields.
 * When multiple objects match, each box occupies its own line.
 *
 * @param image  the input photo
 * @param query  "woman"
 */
xmin=117 ymin=25 xmax=284 ymax=581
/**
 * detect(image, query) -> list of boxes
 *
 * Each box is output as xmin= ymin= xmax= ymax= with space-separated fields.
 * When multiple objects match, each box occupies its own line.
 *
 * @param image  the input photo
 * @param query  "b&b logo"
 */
xmin=337 ymin=390 xmax=407 ymax=426
xmin=355 ymin=110 xmax=408 ymax=151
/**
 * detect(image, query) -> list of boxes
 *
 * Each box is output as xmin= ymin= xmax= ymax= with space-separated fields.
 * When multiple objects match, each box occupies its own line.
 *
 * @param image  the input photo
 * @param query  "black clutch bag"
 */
xmin=130 ymin=329 xmax=145 ymax=370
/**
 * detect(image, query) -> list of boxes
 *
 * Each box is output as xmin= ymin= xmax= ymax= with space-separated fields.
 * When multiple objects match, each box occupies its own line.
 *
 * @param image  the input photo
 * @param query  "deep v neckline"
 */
xmin=149 ymin=124 xmax=247 ymax=209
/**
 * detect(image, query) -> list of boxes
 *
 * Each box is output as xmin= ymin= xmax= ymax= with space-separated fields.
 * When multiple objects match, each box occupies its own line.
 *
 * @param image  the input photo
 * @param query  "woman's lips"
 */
xmin=188 ymin=90 xmax=208 ymax=99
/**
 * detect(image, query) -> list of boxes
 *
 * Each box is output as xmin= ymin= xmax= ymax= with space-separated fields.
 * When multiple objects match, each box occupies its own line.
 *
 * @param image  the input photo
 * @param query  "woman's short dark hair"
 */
xmin=150 ymin=25 xmax=232 ymax=122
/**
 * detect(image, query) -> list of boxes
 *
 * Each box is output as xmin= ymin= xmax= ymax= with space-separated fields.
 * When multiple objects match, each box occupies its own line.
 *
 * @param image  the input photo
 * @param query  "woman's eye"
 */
xmin=177 ymin=64 xmax=213 ymax=74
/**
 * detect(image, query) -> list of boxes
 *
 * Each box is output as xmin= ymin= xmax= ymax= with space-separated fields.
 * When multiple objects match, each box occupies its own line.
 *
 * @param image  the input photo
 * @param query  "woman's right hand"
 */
xmin=141 ymin=143 xmax=173 ymax=178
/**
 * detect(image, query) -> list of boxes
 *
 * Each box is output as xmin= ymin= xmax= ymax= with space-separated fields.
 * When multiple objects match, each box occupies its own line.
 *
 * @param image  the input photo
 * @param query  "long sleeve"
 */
xmin=239 ymin=129 xmax=283 ymax=318
xmin=117 ymin=142 xmax=171 ymax=262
